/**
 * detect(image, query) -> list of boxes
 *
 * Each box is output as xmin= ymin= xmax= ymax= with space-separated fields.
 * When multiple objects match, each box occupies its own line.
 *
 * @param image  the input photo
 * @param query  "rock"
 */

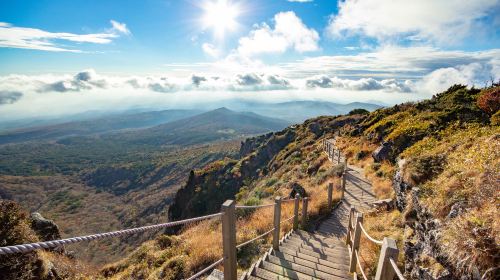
xmin=30 ymin=212 xmax=61 ymax=242
xmin=446 ymin=202 xmax=464 ymax=219
xmin=372 ymin=141 xmax=393 ymax=162
xmin=206 ymin=269 xmax=224 ymax=280
xmin=288 ymin=182 xmax=306 ymax=198
xmin=393 ymin=159 xmax=412 ymax=211
xmin=307 ymin=122 xmax=321 ymax=137
xmin=372 ymin=198 xmax=394 ymax=211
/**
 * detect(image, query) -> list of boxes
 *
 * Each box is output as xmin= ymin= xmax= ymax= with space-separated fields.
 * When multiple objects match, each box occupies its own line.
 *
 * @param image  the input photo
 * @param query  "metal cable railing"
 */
xmin=359 ymin=223 xmax=384 ymax=245
xmin=0 ymin=212 xmax=223 ymax=255
xmin=235 ymin=203 xmax=275 ymax=209
xmin=236 ymin=228 xmax=274 ymax=249
xmin=389 ymin=257 xmax=406 ymax=280
xmin=185 ymin=257 xmax=224 ymax=280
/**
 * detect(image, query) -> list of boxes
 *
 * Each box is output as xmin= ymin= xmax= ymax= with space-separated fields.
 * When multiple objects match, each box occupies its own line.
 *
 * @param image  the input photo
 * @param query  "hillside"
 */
xmin=1 ymin=85 xmax=498 ymax=279
xmin=0 ymin=107 xmax=292 ymax=265
xmin=104 ymin=84 xmax=498 ymax=279
xmin=0 ymin=109 xmax=202 ymax=145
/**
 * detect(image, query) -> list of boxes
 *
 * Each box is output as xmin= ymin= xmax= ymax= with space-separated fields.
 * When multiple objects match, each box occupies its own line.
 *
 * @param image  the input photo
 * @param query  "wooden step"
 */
xmin=259 ymin=260 xmax=322 ymax=280
xmin=271 ymin=250 xmax=350 ymax=278
xmin=253 ymin=266 xmax=292 ymax=280
xmin=279 ymin=245 xmax=350 ymax=265
xmin=265 ymin=254 xmax=346 ymax=280
xmin=277 ymin=246 xmax=350 ymax=269
xmin=282 ymin=239 xmax=348 ymax=256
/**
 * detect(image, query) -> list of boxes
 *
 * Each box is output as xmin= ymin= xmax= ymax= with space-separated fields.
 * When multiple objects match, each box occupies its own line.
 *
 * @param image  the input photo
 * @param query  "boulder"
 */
xmin=372 ymin=141 xmax=392 ymax=162
xmin=30 ymin=212 xmax=61 ymax=242
xmin=289 ymin=182 xmax=307 ymax=198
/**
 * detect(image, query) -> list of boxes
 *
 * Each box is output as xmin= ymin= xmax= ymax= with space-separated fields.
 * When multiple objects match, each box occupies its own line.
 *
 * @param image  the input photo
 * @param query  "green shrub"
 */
xmin=348 ymin=108 xmax=370 ymax=115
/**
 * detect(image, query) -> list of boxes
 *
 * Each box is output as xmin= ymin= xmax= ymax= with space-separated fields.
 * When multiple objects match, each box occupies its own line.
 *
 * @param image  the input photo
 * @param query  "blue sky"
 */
xmin=0 ymin=0 xmax=499 ymax=120
xmin=0 ymin=0 xmax=342 ymax=73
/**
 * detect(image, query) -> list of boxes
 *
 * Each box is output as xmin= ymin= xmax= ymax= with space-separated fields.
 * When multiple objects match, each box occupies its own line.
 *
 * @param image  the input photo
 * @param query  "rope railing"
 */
xmin=355 ymin=249 xmax=369 ymax=280
xmin=280 ymin=215 xmax=294 ymax=225
xmin=235 ymin=203 xmax=275 ymax=209
xmin=359 ymin=223 xmax=384 ymax=245
xmin=389 ymin=257 xmax=406 ymax=280
xmin=0 ymin=212 xmax=223 ymax=255
xmin=236 ymin=228 xmax=274 ymax=249
xmin=185 ymin=257 xmax=224 ymax=280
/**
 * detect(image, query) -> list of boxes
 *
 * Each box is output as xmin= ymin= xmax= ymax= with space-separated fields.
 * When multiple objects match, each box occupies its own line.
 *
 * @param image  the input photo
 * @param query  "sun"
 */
xmin=202 ymin=0 xmax=240 ymax=38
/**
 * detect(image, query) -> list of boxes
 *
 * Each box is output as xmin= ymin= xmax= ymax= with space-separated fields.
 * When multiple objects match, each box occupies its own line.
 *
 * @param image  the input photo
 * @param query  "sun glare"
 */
xmin=202 ymin=0 xmax=239 ymax=37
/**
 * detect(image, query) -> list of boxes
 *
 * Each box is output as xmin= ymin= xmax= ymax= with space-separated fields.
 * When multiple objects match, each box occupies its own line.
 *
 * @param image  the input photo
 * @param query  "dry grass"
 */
xmin=357 ymin=210 xmax=405 ymax=278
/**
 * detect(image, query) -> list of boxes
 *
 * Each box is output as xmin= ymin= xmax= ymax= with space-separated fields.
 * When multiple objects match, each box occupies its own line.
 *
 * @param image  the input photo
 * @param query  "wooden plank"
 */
xmin=269 ymin=252 xmax=350 ymax=279
xmin=279 ymin=245 xmax=350 ymax=265
xmin=266 ymin=255 xmax=339 ymax=280
xmin=277 ymin=246 xmax=349 ymax=270
xmin=283 ymin=238 xmax=348 ymax=255
xmin=254 ymin=267 xmax=292 ymax=280
xmin=260 ymin=260 xmax=322 ymax=280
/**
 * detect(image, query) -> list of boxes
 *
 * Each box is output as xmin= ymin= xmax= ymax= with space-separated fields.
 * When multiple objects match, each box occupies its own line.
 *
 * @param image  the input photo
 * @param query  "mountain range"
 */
xmin=0 ymin=101 xmax=381 ymax=145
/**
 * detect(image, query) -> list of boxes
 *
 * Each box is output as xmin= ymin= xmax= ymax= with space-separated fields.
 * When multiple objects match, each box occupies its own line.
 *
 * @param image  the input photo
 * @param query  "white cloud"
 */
xmin=0 ymin=21 xmax=129 ymax=52
xmin=327 ymin=0 xmax=500 ymax=44
xmin=306 ymin=75 xmax=412 ymax=92
xmin=110 ymin=20 xmax=131 ymax=35
xmin=202 ymin=43 xmax=220 ymax=58
xmin=237 ymin=11 xmax=319 ymax=56
xmin=420 ymin=62 xmax=500 ymax=93
xmin=42 ymin=69 xmax=108 ymax=92
xmin=287 ymin=0 xmax=313 ymax=2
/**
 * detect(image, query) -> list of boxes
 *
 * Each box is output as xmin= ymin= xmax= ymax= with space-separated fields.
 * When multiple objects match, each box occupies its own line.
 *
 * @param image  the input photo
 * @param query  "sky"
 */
xmin=0 ymin=0 xmax=499 ymax=121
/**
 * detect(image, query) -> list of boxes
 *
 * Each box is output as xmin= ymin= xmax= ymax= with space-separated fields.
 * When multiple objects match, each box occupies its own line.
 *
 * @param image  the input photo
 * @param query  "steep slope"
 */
xmin=334 ymin=85 xmax=499 ymax=279
xmin=0 ymin=109 xmax=201 ymax=145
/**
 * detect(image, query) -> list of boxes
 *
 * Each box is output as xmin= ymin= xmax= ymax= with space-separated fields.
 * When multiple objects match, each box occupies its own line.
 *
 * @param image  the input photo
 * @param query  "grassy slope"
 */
xmin=102 ymin=115 xmax=359 ymax=279
xmin=105 ymin=84 xmax=498 ymax=279
xmin=335 ymin=85 xmax=499 ymax=278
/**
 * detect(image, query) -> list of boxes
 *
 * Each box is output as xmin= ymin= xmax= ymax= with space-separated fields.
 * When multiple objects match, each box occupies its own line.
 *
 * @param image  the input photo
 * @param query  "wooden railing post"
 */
xmin=349 ymin=212 xmax=363 ymax=273
xmin=301 ymin=197 xmax=308 ymax=228
xmin=293 ymin=194 xmax=300 ymax=230
xmin=272 ymin=196 xmax=282 ymax=250
xmin=337 ymin=149 xmax=341 ymax=164
xmin=375 ymin=238 xmax=400 ymax=280
xmin=327 ymin=182 xmax=333 ymax=210
xmin=221 ymin=200 xmax=237 ymax=280
xmin=346 ymin=206 xmax=355 ymax=245
xmin=341 ymin=163 xmax=347 ymax=199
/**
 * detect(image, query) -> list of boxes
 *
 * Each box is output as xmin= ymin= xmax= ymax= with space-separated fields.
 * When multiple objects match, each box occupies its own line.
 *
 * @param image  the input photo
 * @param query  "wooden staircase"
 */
xmin=241 ymin=160 xmax=378 ymax=280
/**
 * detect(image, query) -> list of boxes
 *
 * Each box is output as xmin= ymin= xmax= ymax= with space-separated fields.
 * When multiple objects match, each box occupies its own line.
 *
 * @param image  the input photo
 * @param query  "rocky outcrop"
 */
xmin=393 ymin=159 xmax=477 ymax=280
xmin=393 ymin=159 xmax=412 ymax=211
xmin=403 ymin=189 xmax=453 ymax=280
xmin=288 ymin=182 xmax=307 ymax=198
xmin=372 ymin=141 xmax=393 ymax=162
xmin=30 ymin=212 xmax=61 ymax=242
xmin=239 ymin=132 xmax=273 ymax=158
xmin=169 ymin=129 xmax=296 ymax=220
